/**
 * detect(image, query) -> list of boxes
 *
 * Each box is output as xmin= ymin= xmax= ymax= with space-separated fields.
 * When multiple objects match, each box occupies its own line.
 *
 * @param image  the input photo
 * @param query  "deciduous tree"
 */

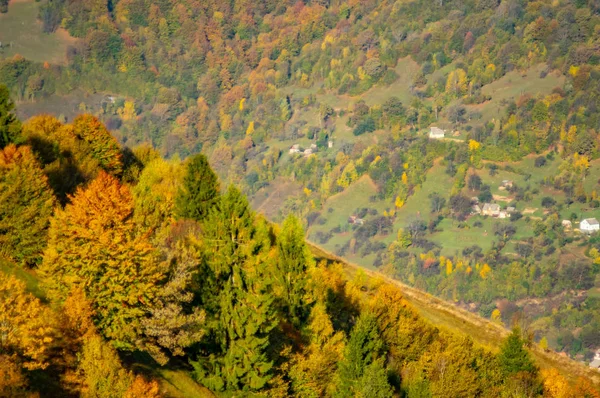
xmin=0 ymin=85 xmax=21 ymax=149
xmin=40 ymin=172 xmax=167 ymax=355
xmin=0 ymin=145 xmax=55 ymax=267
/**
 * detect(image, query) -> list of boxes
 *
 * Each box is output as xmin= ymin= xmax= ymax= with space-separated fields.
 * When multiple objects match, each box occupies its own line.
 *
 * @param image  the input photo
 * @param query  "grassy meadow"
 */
xmin=0 ymin=0 xmax=74 ymax=65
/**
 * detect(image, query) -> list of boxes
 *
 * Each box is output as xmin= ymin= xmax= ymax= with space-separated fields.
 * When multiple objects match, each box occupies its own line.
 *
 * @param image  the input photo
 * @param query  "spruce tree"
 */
xmin=499 ymin=328 xmax=542 ymax=396
xmin=498 ymin=327 xmax=537 ymax=376
xmin=335 ymin=311 xmax=388 ymax=397
xmin=0 ymin=85 xmax=21 ymax=149
xmin=175 ymin=153 xmax=219 ymax=222
xmin=358 ymin=358 xmax=393 ymax=398
xmin=274 ymin=215 xmax=313 ymax=325
xmin=196 ymin=186 xmax=276 ymax=392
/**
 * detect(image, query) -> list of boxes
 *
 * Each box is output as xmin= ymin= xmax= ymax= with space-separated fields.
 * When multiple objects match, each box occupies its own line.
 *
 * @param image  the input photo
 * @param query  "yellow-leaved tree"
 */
xmin=0 ymin=274 xmax=57 ymax=371
xmin=289 ymin=303 xmax=345 ymax=396
xmin=133 ymin=157 xmax=184 ymax=241
xmin=41 ymin=171 xmax=205 ymax=364
xmin=40 ymin=172 xmax=167 ymax=354
xmin=0 ymin=144 xmax=56 ymax=267
xmin=21 ymin=115 xmax=123 ymax=202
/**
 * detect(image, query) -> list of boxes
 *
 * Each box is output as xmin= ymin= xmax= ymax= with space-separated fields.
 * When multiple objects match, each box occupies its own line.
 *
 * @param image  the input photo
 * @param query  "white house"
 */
xmin=429 ymin=127 xmax=445 ymax=139
xmin=289 ymin=144 xmax=301 ymax=154
xmin=590 ymin=350 xmax=600 ymax=370
xmin=580 ymin=218 xmax=599 ymax=234
xmin=482 ymin=203 xmax=501 ymax=217
xmin=562 ymin=220 xmax=572 ymax=229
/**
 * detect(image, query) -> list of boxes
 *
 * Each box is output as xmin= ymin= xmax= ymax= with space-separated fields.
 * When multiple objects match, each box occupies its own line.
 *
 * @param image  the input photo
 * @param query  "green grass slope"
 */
xmin=0 ymin=0 xmax=74 ymax=65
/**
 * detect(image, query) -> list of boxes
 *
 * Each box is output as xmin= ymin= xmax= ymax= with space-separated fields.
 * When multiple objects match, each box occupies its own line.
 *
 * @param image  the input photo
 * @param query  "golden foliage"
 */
xmin=41 ymin=171 xmax=167 ymax=351
xmin=0 ymin=144 xmax=56 ymax=266
xmin=0 ymin=274 xmax=56 ymax=370
xmin=541 ymin=368 xmax=572 ymax=398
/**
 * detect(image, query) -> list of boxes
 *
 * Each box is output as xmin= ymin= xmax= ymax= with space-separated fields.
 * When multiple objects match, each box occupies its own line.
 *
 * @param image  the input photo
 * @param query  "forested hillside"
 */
xmin=2 ymin=0 xmax=600 ymax=383
xmin=1 ymin=94 xmax=600 ymax=396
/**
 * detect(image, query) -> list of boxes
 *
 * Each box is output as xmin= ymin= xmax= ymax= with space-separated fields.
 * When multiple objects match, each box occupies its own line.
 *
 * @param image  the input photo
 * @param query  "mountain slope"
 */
xmin=308 ymin=242 xmax=600 ymax=387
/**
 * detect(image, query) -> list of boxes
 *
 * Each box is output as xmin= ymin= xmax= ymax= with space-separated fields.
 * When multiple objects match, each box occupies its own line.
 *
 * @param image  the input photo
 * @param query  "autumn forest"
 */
xmin=2 ymin=0 xmax=600 ymax=396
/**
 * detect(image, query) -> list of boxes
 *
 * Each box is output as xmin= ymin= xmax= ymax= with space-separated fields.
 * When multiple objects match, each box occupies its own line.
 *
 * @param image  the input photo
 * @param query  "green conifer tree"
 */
xmin=498 ymin=327 xmax=537 ymax=376
xmin=196 ymin=186 xmax=276 ymax=392
xmin=275 ymin=215 xmax=314 ymax=325
xmin=175 ymin=153 xmax=220 ymax=222
xmin=335 ymin=311 xmax=389 ymax=397
xmin=0 ymin=85 xmax=21 ymax=149
xmin=498 ymin=327 xmax=542 ymax=396
xmin=357 ymin=358 xmax=393 ymax=398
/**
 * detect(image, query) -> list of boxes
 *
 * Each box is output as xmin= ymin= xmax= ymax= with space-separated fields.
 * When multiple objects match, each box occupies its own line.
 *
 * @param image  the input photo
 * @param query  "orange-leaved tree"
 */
xmin=21 ymin=114 xmax=123 ymax=203
xmin=0 ymin=274 xmax=57 ymax=371
xmin=40 ymin=171 xmax=166 ymax=353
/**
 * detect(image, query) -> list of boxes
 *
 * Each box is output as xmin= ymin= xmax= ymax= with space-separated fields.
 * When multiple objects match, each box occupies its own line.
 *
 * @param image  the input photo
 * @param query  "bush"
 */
xmin=541 ymin=197 xmax=556 ymax=208
xmin=306 ymin=212 xmax=320 ymax=226
xmin=510 ymin=212 xmax=523 ymax=222
xmin=353 ymin=117 xmax=376 ymax=136
xmin=534 ymin=156 xmax=547 ymax=167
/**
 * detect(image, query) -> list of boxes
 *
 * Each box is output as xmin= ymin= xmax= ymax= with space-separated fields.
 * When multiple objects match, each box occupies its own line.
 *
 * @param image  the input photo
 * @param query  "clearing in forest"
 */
xmin=0 ymin=0 xmax=76 ymax=65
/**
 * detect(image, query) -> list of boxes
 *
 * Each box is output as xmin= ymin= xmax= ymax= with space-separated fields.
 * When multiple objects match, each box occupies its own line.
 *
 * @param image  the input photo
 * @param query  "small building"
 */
xmin=289 ymin=144 xmax=301 ymax=154
xmin=590 ymin=350 xmax=600 ymax=370
xmin=506 ymin=207 xmax=516 ymax=214
xmin=580 ymin=218 xmax=600 ymax=233
xmin=328 ymin=140 xmax=334 ymax=148
xmin=472 ymin=204 xmax=482 ymax=215
xmin=562 ymin=220 xmax=572 ymax=229
xmin=501 ymin=180 xmax=513 ymax=188
xmin=498 ymin=211 xmax=508 ymax=219
xmin=471 ymin=197 xmax=480 ymax=204
xmin=348 ymin=216 xmax=364 ymax=225
xmin=303 ymin=148 xmax=313 ymax=156
xmin=429 ymin=126 xmax=445 ymax=139
xmin=482 ymin=203 xmax=501 ymax=217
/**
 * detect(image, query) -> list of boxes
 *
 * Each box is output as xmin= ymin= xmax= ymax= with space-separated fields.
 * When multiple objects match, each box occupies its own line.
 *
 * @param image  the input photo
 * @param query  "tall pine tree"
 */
xmin=194 ymin=186 xmax=276 ymax=392
xmin=274 ymin=215 xmax=313 ymax=326
xmin=498 ymin=328 xmax=537 ymax=376
xmin=335 ymin=311 xmax=391 ymax=397
xmin=498 ymin=327 xmax=542 ymax=397
xmin=175 ymin=153 xmax=219 ymax=222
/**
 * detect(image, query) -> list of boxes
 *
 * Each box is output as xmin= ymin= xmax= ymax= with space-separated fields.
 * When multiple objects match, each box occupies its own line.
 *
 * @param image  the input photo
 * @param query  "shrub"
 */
xmin=541 ymin=197 xmax=556 ymax=208
xmin=534 ymin=156 xmax=546 ymax=167
xmin=353 ymin=117 xmax=376 ymax=136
